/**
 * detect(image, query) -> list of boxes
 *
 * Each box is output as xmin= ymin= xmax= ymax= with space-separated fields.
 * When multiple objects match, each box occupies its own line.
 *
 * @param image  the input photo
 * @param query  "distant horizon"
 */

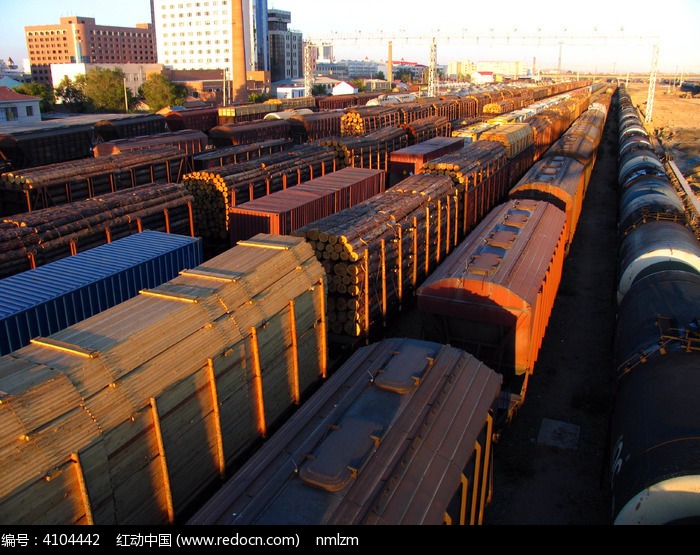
xmin=2 ymin=0 xmax=699 ymax=75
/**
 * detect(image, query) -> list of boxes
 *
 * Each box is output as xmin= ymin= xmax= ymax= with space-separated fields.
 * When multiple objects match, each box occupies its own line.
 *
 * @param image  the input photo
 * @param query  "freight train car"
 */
xmin=0 ymin=234 xmax=327 ymax=525
xmin=228 ymin=167 xmax=386 ymax=245
xmin=92 ymin=130 xmax=210 ymax=157
xmin=161 ymin=106 xmax=220 ymax=133
xmin=610 ymin=270 xmax=700 ymax=524
xmin=0 ymin=182 xmax=196 ymax=279
xmin=92 ymin=113 xmax=168 ymax=143
xmin=0 ymin=119 xmax=95 ymax=170
xmin=0 ymin=145 xmax=192 ymax=215
xmin=609 ymin=85 xmax=700 ymax=525
xmin=0 ymin=230 xmax=202 ymax=356
xmin=416 ymin=199 xmax=568 ymax=403
xmin=388 ymin=136 xmax=465 ymax=185
xmin=207 ymin=119 xmax=293 ymax=147
xmin=187 ymin=337 xmax=503 ymax=525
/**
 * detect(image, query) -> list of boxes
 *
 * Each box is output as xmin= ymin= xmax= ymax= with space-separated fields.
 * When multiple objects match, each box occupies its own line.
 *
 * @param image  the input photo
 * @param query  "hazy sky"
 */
xmin=2 ymin=0 xmax=698 ymax=74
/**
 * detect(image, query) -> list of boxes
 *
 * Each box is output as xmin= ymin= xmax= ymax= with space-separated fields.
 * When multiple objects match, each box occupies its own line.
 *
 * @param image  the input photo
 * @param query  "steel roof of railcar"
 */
xmin=0 ymin=231 xmax=200 ymax=317
xmin=187 ymin=337 xmax=502 ymax=525
xmin=416 ymin=199 xmax=567 ymax=319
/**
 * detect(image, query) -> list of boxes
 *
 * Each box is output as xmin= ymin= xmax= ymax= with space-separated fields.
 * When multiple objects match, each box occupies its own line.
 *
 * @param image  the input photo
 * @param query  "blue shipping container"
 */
xmin=0 ymin=230 xmax=203 ymax=355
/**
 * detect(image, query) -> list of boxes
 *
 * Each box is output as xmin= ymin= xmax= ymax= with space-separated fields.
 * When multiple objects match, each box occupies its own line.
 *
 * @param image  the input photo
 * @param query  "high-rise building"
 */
xmin=268 ymin=9 xmax=302 ymax=83
xmin=24 ymin=16 xmax=156 ymax=85
xmin=151 ymin=0 xmax=259 ymax=102
xmin=250 ymin=0 xmax=269 ymax=73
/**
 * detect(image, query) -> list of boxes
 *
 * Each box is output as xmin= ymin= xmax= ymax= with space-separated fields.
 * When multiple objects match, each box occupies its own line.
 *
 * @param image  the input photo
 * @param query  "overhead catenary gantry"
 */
xmin=303 ymin=30 xmax=660 ymax=119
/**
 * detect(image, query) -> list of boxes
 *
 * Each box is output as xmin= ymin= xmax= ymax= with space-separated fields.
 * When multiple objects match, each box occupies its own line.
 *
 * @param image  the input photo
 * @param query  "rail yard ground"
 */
xmin=478 ymin=82 xmax=700 ymax=525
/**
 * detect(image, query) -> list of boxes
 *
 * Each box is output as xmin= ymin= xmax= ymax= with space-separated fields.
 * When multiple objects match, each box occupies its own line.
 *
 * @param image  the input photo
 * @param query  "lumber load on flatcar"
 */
xmin=293 ymin=172 xmax=458 ymax=344
xmin=0 ymin=146 xmax=191 ymax=215
xmin=0 ymin=182 xmax=196 ymax=278
xmin=182 ymin=144 xmax=339 ymax=255
xmin=316 ymin=125 xmax=409 ymax=170
xmin=0 ymin=233 xmax=327 ymax=525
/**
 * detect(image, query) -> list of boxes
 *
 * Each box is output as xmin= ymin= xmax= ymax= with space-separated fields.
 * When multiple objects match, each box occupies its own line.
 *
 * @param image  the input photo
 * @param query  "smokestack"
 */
xmin=231 ymin=0 xmax=249 ymax=103
xmin=388 ymin=41 xmax=393 ymax=89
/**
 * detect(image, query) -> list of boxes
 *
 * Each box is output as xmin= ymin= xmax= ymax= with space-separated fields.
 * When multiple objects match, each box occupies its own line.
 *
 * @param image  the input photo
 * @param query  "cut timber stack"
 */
xmin=420 ymin=140 xmax=511 ymax=237
xmin=401 ymin=115 xmax=453 ymax=144
xmin=292 ymin=173 xmax=458 ymax=346
xmin=316 ymin=126 xmax=409 ymax=171
xmin=0 ymin=146 xmax=191 ymax=215
xmin=182 ymin=145 xmax=339 ymax=254
xmin=340 ymin=106 xmax=402 ymax=136
xmin=0 ymin=182 xmax=195 ymax=279
xmin=92 ymin=130 xmax=210 ymax=157
xmin=0 ymin=233 xmax=327 ymax=525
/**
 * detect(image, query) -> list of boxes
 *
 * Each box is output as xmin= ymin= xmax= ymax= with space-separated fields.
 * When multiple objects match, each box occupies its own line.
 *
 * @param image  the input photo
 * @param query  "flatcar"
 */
xmin=187 ymin=337 xmax=503 ymax=525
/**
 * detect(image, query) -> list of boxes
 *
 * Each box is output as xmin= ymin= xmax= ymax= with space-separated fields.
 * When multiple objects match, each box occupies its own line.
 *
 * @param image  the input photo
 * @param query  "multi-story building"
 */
xmin=151 ymin=0 xmax=265 ymax=102
xmin=475 ymin=60 xmax=523 ymax=79
xmin=268 ymin=9 xmax=302 ymax=83
xmin=24 ymin=16 xmax=156 ymax=86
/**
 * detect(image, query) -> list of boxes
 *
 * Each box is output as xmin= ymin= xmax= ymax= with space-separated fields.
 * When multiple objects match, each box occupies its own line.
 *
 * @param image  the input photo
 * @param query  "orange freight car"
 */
xmin=508 ymin=155 xmax=587 ymax=252
xmin=416 ymin=198 xmax=568 ymax=400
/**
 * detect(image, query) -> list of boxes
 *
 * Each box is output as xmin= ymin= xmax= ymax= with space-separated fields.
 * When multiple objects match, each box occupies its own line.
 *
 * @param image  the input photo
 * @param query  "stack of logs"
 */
xmin=401 ymin=116 xmax=453 ymax=145
xmin=292 ymin=172 xmax=458 ymax=344
xmin=316 ymin=126 xmax=409 ymax=171
xmin=419 ymin=140 xmax=510 ymax=237
xmin=0 ymin=182 xmax=195 ymax=279
xmin=340 ymin=106 xmax=402 ymax=136
xmin=192 ymin=138 xmax=293 ymax=170
xmin=0 ymin=146 xmax=191 ymax=216
xmin=182 ymin=145 xmax=340 ymax=251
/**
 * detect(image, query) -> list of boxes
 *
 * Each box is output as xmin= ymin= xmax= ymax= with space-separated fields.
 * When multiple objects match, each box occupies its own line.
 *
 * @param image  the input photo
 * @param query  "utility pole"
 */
xmin=123 ymin=78 xmax=129 ymax=112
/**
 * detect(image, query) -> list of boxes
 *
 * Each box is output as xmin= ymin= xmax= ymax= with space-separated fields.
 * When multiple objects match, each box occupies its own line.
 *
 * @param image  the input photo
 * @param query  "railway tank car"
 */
xmin=187 ymin=337 xmax=502 ymax=526
xmin=610 ymin=270 xmax=700 ymax=525
xmin=609 ymin=85 xmax=700 ymax=525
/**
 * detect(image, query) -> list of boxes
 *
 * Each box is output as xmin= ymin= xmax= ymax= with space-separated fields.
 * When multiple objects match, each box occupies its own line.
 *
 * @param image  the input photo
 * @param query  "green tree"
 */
xmin=350 ymin=79 xmax=365 ymax=92
xmin=13 ymin=82 xmax=54 ymax=113
xmin=375 ymin=71 xmax=385 ymax=80
xmin=138 ymin=73 xmax=188 ymax=112
xmin=54 ymin=75 xmax=89 ymax=111
xmin=248 ymin=91 xmax=272 ymax=103
xmin=311 ymin=84 xmax=327 ymax=96
xmin=84 ymin=67 xmax=132 ymax=112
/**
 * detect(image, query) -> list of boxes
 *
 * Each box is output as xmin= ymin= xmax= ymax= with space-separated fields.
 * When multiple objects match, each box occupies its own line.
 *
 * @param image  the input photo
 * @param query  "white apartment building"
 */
xmin=151 ymin=0 xmax=269 ymax=101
